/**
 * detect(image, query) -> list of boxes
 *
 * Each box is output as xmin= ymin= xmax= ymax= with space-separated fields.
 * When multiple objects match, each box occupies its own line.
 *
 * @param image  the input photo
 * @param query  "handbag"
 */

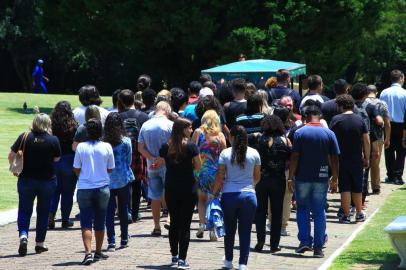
xmin=9 ymin=132 xmax=29 ymax=176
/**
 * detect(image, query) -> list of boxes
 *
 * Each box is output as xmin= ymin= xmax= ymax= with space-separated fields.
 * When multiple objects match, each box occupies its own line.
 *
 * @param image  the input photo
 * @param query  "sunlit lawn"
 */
xmin=0 ymin=92 xmax=111 ymax=211
xmin=329 ymin=186 xmax=406 ymax=270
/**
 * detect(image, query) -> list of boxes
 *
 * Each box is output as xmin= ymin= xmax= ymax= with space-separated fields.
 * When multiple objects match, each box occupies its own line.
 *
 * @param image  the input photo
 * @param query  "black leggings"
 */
xmin=165 ymin=191 xmax=197 ymax=260
xmin=130 ymin=180 xmax=142 ymax=219
xmin=255 ymin=177 xmax=285 ymax=249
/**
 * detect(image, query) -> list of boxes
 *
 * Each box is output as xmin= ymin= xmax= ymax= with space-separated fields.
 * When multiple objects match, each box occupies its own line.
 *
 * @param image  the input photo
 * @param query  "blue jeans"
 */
xmin=77 ymin=186 xmax=110 ymax=231
xmin=17 ymin=177 xmax=57 ymax=242
xmin=221 ymin=192 xmax=257 ymax=265
xmin=106 ymin=184 xmax=130 ymax=245
xmin=295 ymin=181 xmax=328 ymax=249
xmin=50 ymin=154 xmax=77 ymax=222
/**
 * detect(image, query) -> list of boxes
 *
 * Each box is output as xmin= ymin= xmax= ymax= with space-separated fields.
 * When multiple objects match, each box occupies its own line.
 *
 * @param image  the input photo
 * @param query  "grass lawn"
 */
xmin=329 ymin=186 xmax=406 ymax=270
xmin=0 ymin=92 xmax=111 ymax=211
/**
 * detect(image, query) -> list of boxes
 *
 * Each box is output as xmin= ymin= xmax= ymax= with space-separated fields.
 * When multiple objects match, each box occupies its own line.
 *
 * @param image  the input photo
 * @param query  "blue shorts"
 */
xmin=147 ymin=168 xmax=166 ymax=200
xmin=77 ymin=186 xmax=110 ymax=231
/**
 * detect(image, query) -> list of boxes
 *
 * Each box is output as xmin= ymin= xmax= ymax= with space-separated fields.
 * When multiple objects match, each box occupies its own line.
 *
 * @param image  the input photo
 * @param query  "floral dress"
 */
xmin=196 ymin=132 xmax=222 ymax=194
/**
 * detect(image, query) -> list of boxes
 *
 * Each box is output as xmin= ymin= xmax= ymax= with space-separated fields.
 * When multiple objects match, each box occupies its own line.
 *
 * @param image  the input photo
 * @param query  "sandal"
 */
xmin=151 ymin=228 xmax=161 ymax=236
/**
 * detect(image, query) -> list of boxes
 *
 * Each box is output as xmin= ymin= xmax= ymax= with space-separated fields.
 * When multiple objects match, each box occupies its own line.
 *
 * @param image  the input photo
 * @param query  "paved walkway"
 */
xmin=0 ymin=168 xmax=400 ymax=270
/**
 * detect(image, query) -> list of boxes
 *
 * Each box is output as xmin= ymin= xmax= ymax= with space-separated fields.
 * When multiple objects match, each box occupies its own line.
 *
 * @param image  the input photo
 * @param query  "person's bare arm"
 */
xmin=384 ymin=116 xmax=391 ymax=149
xmin=212 ymin=164 xmax=226 ymax=195
xmin=362 ymin=133 xmax=371 ymax=168
xmin=193 ymin=155 xmax=202 ymax=173
xmin=73 ymin=168 xmax=81 ymax=176
xmin=8 ymin=151 xmax=16 ymax=165
xmin=328 ymin=155 xmax=339 ymax=193
xmin=72 ymin=141 xmax=79 ymax=152
xmin=138 ymin=142 xmax=154 ymax=161
xmin=288 ymin=152 xmax=300 ymax=193
xmin=374 ymin=115 xmax=384 ymax=127
xmin=253 ymin=165 xmax=261 ymax=185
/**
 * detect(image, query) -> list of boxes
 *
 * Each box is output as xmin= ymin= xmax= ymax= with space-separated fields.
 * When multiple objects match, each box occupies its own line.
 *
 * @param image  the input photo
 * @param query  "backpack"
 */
xmin=123 ymin=116 xmax=146 ymax=182
xmin=268 ymin=88 xmax=293 ymax=108
xmin=354 ymin=102 xmax=370 ymax=132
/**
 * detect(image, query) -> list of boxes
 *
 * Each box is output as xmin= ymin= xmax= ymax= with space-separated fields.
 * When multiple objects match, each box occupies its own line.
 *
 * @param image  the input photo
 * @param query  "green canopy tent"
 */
xmin=201 ymin=59 xmax=307 ymax=94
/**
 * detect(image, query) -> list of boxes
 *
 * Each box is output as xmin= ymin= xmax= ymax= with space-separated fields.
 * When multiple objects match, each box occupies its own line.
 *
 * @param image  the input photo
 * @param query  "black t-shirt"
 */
xmin=224 ymin=100 xmax=247 ymax=128
xmin=330 ymin=113 xmax=367 ymax=164
xmin=159 ymin=142 xmax=199 ymax=194
xmin=11 ymin=132 xmax=61 ymax=180
xmin=321 ymin=99 xmax=338 ymax=125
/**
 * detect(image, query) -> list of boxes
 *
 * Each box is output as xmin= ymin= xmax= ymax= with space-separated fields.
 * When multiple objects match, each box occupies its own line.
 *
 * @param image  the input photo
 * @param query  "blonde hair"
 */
xmin=155 ymin=101 xmax=172 ymax=115
xmin=32 ymin=113 xmax=52 ymax=134
xmin=157 ymin=89 xmax=171 ymax=99
xmin=201 ymin=110 xmax=220 ymax=135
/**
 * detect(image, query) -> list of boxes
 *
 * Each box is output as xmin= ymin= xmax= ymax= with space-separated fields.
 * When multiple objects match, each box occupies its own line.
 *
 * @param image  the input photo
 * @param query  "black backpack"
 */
xmin=268 ymin=88 xmax=294 ymax=108
xmin=123 ymin=116 xmax=146 ymax=181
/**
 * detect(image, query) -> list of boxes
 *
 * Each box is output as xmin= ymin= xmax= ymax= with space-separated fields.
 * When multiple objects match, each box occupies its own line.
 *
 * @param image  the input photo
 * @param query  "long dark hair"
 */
xmin=103 ymin=112 xmax=126 ymax=146
xmin=168 ymin=118 xmax=192 ymax=163
xmin=230 ymin=125 xmax=248 ymax=169
xmin=51 ymin=101 xmax=78 ymax=141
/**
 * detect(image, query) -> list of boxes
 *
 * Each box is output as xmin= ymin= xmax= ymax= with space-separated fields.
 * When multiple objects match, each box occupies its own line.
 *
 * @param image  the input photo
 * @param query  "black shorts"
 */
xmin=338 ymin=163 xmax=363 ymax=193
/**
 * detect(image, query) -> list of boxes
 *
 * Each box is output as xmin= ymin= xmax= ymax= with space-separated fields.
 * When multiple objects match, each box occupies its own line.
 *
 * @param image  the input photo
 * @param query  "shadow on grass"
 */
xmin=7 ymin=107 xmax=54 ymax=115
xmin=338 ymin=250 xmax=400 ymax=270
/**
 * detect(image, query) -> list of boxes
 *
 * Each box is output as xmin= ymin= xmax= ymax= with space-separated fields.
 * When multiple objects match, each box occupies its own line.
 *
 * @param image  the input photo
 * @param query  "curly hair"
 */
xmin=103 ymin=112 xmax=126 ymax=146
xmin=195 ymin=95 xmax=223 ymax=119
xmin=230 ymin=125 xmax=248 ymax=169
xmin=261 ymin=114 xmax=285 ymax=137
xmin=51 ymin=101 xmax=78 ymax=141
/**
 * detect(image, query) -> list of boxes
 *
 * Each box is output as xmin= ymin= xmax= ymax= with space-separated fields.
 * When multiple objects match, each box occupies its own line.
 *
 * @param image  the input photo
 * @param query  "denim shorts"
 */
xmin=147 ymin=168 xmax=166 ymax=200
xmin=77 ymin=186 xmax=110 ymax=231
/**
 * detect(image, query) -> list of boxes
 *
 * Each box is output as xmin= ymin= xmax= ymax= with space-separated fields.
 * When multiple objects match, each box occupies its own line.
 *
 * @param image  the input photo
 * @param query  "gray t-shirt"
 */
xmin=219 ymin=147 xmax=261 ymax=193
xmin=138 ymin=115 xmax=173 ymax=171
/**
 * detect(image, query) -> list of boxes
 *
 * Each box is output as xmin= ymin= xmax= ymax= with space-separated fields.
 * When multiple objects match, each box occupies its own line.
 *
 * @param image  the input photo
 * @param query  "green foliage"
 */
xmin=1 ymin=0 xmax=405 ymax=91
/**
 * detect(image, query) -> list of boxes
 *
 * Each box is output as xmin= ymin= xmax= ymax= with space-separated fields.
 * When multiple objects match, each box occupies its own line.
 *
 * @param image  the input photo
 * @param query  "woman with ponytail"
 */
xmin=212 ymin=125 xmax=261 ymax=270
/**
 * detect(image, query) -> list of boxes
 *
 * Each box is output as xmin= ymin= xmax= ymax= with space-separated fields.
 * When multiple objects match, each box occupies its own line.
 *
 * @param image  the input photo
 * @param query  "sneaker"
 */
xmin=35 ymin=245 xmax=49 ymax=254
xmin=394 ymin=179 xmax=405 ymax=185
xmin=196 ymin=224 xmax=205 ymax=239
xmin=81 ymin=253 xmax=93 ymax=265
xmin=356 ymin=212 xmax=366 ymax=222
xmin=270 ymin=247 xmax=281 ymax=253
xmin=177 ymin=259 xmax=190 ymax=269
xmin=223 ymin=257 xmax=234 ymax=269
xmin=339 ymin=215 xmax=351 ymax=224
xmin=349 ymin=207 xmax=356 ymax=217
xmin=18 ymin=237 xmax=28 ymax=256
xmin=280 ymin=228 xmax=290 ymax=236
xmin=295 ymin=243 xmax=312 ymax=254
xmin=314 ymin=249 xmax=324 ymax=258
xmin=93 ymin=252 xmax=109 ymax=261
xmin=385 ymin=177 xmax=394 ymax=183
xmin=239 ymin=264 xmax=248 ymax=270
xmin=164 ymin=223 xmax=170 ymax=230
xmin=209 ymin=230 xmax=218 ymax=241
xmin=120 ymin=239 xmax=129 ymax=249
xmin=61 ymin=220 xmax=74 ymax=229
xmin=254 ymin=241 xmax=264 ymax=252
xmin=336 ymin=208 xmax=344 ymax=218
xmin=151 ymin=228 xmax=162 ymax=236
xmin=107 ymin=243 xmax=116 ymax=252
xmin=171 ymin=256 xmax=179 ymax=266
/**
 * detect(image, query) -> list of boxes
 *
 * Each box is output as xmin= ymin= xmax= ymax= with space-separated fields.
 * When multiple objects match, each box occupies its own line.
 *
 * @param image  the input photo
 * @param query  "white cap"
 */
xmin=199 ymin=87 xmax=214 ymax=100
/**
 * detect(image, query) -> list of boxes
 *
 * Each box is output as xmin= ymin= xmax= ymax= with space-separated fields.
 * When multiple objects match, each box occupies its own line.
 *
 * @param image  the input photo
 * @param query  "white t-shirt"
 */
xmin=73 ymin=141 xmax=115 ymax=189
xmin=73 ymin=105 xmax=110 ymax=125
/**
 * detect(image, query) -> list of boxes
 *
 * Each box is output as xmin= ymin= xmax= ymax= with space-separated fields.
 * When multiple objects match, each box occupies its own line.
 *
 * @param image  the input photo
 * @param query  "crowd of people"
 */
xmin=8 ymin=69 xmax=406 ymax=270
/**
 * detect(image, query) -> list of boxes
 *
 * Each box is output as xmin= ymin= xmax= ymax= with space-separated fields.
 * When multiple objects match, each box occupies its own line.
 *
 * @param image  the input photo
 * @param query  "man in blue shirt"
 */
xmin=288 ymin=105 xmax=340 ymax=258
xmin=32 ymin=59 xmax=49 ymax=93
xmin=380 ymin=69 xmax=406 ymax=185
